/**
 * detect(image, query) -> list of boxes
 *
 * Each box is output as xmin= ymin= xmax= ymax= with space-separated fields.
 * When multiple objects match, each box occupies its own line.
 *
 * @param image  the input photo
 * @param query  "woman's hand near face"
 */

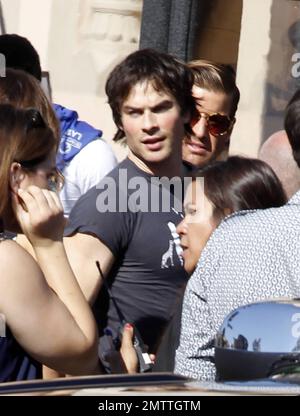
xmin=14 ymin=185 xmax=65 ymax=248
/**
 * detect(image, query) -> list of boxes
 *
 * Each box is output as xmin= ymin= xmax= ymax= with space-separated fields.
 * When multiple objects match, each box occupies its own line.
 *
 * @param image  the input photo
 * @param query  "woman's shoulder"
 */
xmin=0 ymin=239 xmax=40 ymax=290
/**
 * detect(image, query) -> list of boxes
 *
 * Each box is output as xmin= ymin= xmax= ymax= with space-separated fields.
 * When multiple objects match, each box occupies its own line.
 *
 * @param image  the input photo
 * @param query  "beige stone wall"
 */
xmin=193 ymin=0 xmax=300 ymax=157
xmin=193 ymin=0 xmax=242 ymax=67
xmin=2 ymin=0 xmax=52 ymax=70
xmin=49 ymin=0 xmax=142 ymax=160
xmin=1 ymin=0 xmax=143 ymax=161
xmin=263 ymin=0 xmax=300 ymax=143
xmin=231 ymin=0 xmax=300 ymax=157
xmin=2 ymin=0 xmax=300 ymax=160
xmin=230 ymin=0 xmax=273 ymax=157
xmin=1 ymin=0 xmax=21 ymax=33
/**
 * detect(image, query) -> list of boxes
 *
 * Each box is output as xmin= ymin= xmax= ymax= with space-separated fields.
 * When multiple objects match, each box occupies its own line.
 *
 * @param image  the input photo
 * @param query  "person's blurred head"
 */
xmin=0 ymin=34 xmax=42 ymax=81
xmin=259 ymin=130 xmax=300 ymax=199
xmin=183 ymin=60 xmax=240 ymax=168
xmin=0 ymin=105 xmax=61 ymax=231
xmin=177 ymin=156 xmax=287 ymax=274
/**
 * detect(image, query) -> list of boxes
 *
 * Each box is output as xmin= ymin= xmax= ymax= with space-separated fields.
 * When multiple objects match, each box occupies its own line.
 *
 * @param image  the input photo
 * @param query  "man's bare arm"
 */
xmin=17 ymin=232 xmax=114 ymax=304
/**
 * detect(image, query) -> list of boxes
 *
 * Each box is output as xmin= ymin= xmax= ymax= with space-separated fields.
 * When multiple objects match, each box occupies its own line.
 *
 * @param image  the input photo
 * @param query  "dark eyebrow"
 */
xmin=123 ymin=105 xmax=142 ymax=112
xmin=151 ymin=99 xmax=174 ymax=111
xmin=123 ymin=99 xmax=174 ymax=112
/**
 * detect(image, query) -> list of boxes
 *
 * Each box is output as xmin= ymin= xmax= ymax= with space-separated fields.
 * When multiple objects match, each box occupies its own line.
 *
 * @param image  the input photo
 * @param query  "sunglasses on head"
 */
xmin=190 ymin=112 xmax=233 ymax=136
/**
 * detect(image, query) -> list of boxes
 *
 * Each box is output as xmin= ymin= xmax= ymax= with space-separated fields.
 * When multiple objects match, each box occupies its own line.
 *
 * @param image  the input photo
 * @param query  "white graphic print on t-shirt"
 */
xmin=161 ymin=220 xmax=183 ymax=268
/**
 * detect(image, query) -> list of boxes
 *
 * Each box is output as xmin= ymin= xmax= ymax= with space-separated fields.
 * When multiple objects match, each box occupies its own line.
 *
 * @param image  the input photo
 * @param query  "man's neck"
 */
xmin=128 ymin=152 xmax=182 ymax=178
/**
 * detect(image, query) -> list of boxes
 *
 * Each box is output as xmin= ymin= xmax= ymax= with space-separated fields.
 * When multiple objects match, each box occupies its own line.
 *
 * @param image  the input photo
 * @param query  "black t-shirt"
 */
xmin=65 ymin=158 xmax=188 ymax=354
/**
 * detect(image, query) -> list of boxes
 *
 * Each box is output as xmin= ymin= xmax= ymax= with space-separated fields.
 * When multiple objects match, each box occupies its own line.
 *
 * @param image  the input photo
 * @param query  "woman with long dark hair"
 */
xmin=178 ymin=156 xmax=287 ymax=274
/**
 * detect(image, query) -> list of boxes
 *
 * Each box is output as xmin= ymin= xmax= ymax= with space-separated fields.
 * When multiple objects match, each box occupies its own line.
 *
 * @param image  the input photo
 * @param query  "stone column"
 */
xmin=1 ymin=0 xmax=144 ymax=161
xmin=19 ymin=0 xmax=52 ymax=70
xmin=230 ymin=0 xmax=300 ymax=157
xmin=230 ymin=0 xmax=273 ymax=157
xmin=48 ymin=0 xmax=143 ymax=160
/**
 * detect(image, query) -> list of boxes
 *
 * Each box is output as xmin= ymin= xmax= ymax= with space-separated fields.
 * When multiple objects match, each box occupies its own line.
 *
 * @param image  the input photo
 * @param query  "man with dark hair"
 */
xmin=175 ymin=89 xmax=300 ymax=381
xmin=182 ymin=60 xmax=240 ymax=169
xmin=64 ymin=49 xmax=195 ymax=369
xmin=0 ymin=33 xmax=117 ymax=217
xmin=107 ymin=49 xmax=194 ymax=143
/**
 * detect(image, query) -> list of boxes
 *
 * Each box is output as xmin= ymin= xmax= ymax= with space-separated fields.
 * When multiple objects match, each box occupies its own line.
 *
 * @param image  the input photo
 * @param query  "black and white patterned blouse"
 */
xmin=175 ymin=191 xmax=300 ymax=380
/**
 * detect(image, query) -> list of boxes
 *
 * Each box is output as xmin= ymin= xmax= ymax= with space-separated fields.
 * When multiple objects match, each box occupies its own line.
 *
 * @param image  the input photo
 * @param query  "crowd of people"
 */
xmin=0 ymin=33 xmax=300 ymax=383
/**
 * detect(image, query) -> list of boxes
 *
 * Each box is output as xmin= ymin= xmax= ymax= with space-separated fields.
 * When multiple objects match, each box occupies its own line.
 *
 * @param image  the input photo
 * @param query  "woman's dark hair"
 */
xmin=195 ymin=156 xmax=287 ymax=218
xmin=105 ymin=48 xmax=195 ymax=141
xmin=0 ymin=68 xmax=60 ymax=143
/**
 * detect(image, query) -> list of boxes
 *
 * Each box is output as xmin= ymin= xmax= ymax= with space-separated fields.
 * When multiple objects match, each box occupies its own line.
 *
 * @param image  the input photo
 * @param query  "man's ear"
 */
xmin=10 ymin=162 xmax=25 ymax=192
